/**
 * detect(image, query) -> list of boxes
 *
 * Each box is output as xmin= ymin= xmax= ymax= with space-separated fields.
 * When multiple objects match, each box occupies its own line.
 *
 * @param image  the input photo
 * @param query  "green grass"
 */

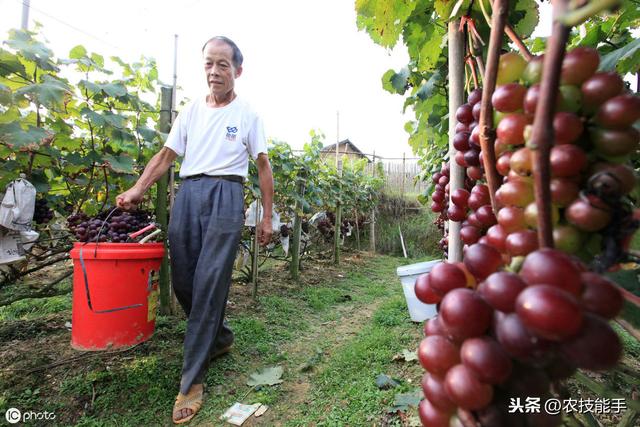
xmin=2 ymin=252 xmax=428 ymax=426
xmin=0 ymin=293 xmax=72 ymax=321
xmin=282 ymin=296 xmax=422 ymax=426
xmin=373 ymin=209 xmax=440 ymax=259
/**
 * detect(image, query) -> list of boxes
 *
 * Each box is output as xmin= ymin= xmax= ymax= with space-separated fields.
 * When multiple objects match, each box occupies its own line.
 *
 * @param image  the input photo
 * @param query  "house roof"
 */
xmin=321 ymin=139 xmax=366 ymax=156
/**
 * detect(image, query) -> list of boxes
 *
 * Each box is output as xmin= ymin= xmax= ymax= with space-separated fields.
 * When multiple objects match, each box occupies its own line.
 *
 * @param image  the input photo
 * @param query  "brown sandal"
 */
xmin=172 ymin=385 xmax=204 ymax=424
xmin=211 ymin=344 xmax=233 ymax=360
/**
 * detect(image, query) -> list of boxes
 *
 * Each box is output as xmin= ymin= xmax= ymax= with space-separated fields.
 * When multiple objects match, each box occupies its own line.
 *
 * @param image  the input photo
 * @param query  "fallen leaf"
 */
xmin=299 ymin=348 xmax=324 ymax=372
xmin=246 ymin=366 xmax=284 ymax=387
xmin=392 ymin=349 xmax=418 ymax=362
xmin=387 ymin=389 xmax=422 ymax=413
xmin=375 ymin=374 xmax=401 ymax=390
xmin=401 ymin=349 xmax=418 ymax=362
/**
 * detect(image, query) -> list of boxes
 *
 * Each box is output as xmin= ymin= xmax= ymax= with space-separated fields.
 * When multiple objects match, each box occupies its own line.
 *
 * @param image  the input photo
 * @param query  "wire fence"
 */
xmin=365 ymin=157 xmax=429 ymax=196
xmin=294 ymin=149 xmax=429 ymax=197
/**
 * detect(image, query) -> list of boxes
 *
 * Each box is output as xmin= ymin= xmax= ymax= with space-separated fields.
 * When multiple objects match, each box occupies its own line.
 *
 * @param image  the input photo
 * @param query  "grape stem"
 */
xmin=480 ymin=0 xmax=534 ymax=61
xmin=478 ymin=0 xmax=509 ymax=213
xmin=505 ymin=24 xmax=534 ymax=60
xmin=529 ymin=0 xmax=571 ymax=248
xmin=557 ymin=0 xmax=621 ymax=26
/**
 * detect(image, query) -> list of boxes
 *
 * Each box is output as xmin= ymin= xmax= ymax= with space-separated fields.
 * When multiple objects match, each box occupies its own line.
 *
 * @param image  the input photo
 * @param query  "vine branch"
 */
xmin=505 ymin=24 xmax=534 ymax=60
xmin=529 ymin=0 xmax=571 ymax=248
xmin=99 ymin=166 xmax=109 ymax=212
xmin=0 ymin=269 xmax=72 ymax=307
xmin=478 ymin=0 xmax=510 ymax=213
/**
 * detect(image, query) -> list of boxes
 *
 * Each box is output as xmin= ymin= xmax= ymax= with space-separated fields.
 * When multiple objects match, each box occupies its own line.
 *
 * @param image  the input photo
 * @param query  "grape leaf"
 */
xmin=0 ymin=83 xmax=11 ymax=104
xmin=100 ymin=83 xmax=127 ymax=98
xmin=0 ymin=122 xmax=47 ymax=151
xmin=0 ymin=48 xmax=26 ymax=77
xmin=14 ymin=75 xmax=71 ymax=109
xmin=246 ymin=366 xmax=284 ymax=387
xmin=91 ymin=53 xmax=105 ymax=69
xmin=449 ymin=0 xmax=470 ymax=20
xmin=80 ymin=107 xmax=106 ymax=126
xmin=69 ymin=45 xmax=87 ymax=59
xmin=136 ymin=126 xmax=159 ymax=143
xmin=356 ymin=0 xmax=418 ymax=48
xmin=573 ymin=22 xmax=604 ymax=48
xmin=599 ymin=38 xmax=640 ymax=74
xmin=382 ymin=68 xmax=409 ymax=94
xmin=416 ymin=70 xmax=443 ymax=101
xmin=511 ymin=0 xmax=539 ymax=39
xmin=529 ymin=37 xmax=547 ymax=54
xmin=103 ymin=153 xmax=135 ymax=174
xmin=404 ymin=23 xmax=446 ymax=72
xmin=102 ymin=111 xmax=126 ymax=129
xmin=5 ymin=29 xmax=57 ymax=72
xmin=434 ymin=0 xmax=456 ymax=20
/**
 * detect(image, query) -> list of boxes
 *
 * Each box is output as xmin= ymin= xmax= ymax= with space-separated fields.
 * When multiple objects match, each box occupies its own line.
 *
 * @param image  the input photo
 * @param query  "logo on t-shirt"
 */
xmin=226 ymin=126 xmax=238 ymax=141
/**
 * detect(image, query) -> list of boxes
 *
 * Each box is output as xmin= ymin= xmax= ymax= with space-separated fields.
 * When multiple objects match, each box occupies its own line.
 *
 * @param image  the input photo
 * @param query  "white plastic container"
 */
xmin=396 ymin=260 xmax=440 ymax=322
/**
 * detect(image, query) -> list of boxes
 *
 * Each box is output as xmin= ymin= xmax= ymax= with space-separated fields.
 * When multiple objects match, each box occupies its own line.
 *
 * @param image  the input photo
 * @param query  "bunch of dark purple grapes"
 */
xmin=33 ymin=197 xmax=54 ymax=224
xmin=316 ymin=218 xmax=334 ymax=240
xmin=67 ymin=209 xmax=152 ymax=243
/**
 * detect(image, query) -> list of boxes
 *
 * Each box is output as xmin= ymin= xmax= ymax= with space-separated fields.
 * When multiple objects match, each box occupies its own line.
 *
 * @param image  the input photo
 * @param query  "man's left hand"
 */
xmin=258 ymin=217 xmax=273 ymax=246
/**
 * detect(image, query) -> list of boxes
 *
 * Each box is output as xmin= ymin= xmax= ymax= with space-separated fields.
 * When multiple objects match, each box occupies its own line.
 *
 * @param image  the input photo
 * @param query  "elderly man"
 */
xmin=116 ymin=36 xmax=273 ymax=424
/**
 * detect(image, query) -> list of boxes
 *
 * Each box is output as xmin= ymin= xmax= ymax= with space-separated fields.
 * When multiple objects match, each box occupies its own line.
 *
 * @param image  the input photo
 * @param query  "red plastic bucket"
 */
xmin=69 ymin=242 xmax=165 ymax=351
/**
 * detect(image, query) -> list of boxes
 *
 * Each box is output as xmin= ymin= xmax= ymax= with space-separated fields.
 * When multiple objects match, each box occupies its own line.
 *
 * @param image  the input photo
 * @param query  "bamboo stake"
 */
xmin=252 ymin=198 xmax=261 ymax=299
xmin=290 ymin=180 xmax=305 ymax=281
xmin=448 ymin=21 xmax=466 ymax=263
xmin=157 ymin=87 xmax=171 ymax=314
xmin=370 ymin=152 xmax=376 ymax=253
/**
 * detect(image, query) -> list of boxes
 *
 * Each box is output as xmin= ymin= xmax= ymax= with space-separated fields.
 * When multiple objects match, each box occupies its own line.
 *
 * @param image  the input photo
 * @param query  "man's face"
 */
xmin=203 ymin=40 xmax=242 ymax=97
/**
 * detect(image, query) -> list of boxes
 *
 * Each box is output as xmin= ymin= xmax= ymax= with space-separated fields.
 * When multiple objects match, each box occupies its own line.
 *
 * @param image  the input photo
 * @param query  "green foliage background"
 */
xmin=0 ymin=28 xmax=162 ymax=216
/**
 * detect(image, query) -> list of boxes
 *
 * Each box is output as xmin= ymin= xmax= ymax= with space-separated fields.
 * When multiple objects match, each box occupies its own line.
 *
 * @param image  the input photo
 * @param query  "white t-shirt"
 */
xmin=164 ymin=95 xmax=267 ymax=178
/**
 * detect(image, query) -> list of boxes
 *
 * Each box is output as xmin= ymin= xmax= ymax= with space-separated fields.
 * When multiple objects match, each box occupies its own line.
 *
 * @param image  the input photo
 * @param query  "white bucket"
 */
xmin=396 ymin=260 xmax=440 ymax=322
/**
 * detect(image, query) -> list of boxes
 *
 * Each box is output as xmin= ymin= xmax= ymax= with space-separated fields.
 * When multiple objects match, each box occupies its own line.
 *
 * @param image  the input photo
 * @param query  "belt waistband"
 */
xmin=184 ymin=174 xmax=244 ymax=184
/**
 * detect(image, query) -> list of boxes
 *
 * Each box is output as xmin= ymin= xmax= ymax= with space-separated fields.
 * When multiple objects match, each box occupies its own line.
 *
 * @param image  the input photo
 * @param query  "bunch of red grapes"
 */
xmin=453 ymin=87 xmax=485 ymax=182
xmin=489 ymin=49 xmax=638 ymax=261
xmin=33 ymin=197 xmax=54 ymax=224
xmin=315 ymin=211 xmax=362 ymax=240
xmin=430 ymin=162 xmax=451 ymax=254
xmin=66 ymin=209 xmax=153 ymax=243
xmin=415 ymin=245 xmax=623 ymax=426
xmin=416 ymin=46 xmax=638 ymax=426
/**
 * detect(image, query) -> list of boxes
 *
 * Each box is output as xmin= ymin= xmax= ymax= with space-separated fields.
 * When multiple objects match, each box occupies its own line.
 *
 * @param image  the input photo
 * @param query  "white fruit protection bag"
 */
xmin=0 ymin=175 xmax=38 ymax=265
xmin=0 ymin=175 xmax=36 ymax=231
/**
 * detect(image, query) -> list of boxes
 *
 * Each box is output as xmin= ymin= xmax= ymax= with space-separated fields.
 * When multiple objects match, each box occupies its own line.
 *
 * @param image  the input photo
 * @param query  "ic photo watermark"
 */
xmin=4 ymin=407 xmax=56 ymax=424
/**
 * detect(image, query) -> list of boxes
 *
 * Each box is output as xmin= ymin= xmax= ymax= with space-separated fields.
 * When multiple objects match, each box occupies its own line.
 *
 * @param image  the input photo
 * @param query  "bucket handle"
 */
xmin=92 ymin=207 xmax=119 ymax=257
xmin=78 ymin=245 xmax=143 ymax=314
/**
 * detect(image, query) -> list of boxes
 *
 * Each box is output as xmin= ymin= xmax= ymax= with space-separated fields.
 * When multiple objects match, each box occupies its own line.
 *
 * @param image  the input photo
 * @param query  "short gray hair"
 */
xmin=202 ymin=36 xmax=243 ymax=68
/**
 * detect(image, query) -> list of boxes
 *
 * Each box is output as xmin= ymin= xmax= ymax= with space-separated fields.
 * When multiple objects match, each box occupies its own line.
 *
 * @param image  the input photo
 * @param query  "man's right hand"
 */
xmin=116 ymin=186 xmax=144 ymax=211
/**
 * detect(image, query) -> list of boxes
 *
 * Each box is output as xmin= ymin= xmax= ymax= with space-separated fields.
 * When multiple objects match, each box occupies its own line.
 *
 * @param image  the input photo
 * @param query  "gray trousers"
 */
xmin=168 ymin=176 xmax=244 ymax=395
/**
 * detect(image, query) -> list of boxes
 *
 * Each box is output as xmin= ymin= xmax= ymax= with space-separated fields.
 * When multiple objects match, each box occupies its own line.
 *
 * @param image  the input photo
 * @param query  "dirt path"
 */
xmin=244 ymin=299 xmax=385 ymax=426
